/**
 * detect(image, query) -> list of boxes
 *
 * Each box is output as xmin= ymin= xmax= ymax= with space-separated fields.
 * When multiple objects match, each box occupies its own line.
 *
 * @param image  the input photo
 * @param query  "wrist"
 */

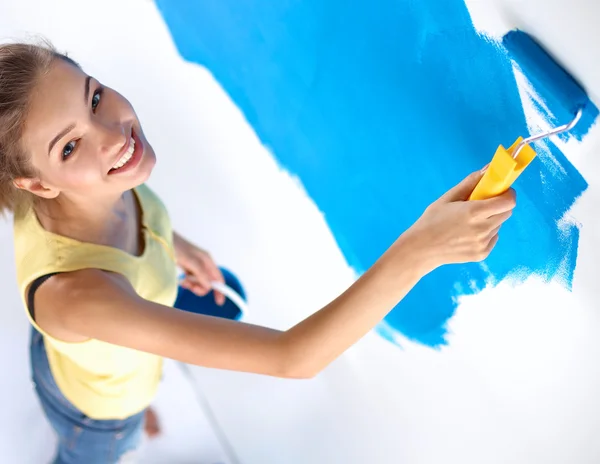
xmin=386 ymin=229 xmax=440 ymax=278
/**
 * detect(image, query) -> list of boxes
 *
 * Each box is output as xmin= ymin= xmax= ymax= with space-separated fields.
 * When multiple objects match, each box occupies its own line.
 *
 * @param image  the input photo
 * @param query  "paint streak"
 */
xmin=502 ymin=30 xmax=599 ymax=140
xmin=155 ymin=0 xmax=589 ymax=347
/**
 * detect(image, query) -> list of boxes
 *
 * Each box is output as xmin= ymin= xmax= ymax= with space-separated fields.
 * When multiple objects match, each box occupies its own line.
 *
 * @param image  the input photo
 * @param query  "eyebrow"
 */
xmin=83 ymin=75 xmax=91 ymax=104
xmin=47 ymin=76 xmax=92 ymax=155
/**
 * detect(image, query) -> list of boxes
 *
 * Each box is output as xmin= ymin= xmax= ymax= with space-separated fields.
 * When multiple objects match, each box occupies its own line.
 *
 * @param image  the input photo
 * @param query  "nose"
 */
xmin=95 ymin=118 xmax=130 ymax=157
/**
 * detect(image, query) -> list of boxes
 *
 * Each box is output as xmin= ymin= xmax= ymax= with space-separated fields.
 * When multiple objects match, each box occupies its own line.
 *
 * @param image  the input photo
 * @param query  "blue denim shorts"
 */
xmin=30 ymin=328 xmax=145 ymax=463
xmin=29 ymin=268 xmax=245 ymax=463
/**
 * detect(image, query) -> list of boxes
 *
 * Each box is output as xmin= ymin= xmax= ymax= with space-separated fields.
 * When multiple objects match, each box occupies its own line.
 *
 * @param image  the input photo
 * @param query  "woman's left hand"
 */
xmin=173 ymin=231 xmax=226 ymax=305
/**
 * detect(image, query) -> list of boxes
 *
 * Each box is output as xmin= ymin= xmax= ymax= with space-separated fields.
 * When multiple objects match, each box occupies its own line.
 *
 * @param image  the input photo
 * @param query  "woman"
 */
xmin=0 ymin=41 xmax=515 ymax=463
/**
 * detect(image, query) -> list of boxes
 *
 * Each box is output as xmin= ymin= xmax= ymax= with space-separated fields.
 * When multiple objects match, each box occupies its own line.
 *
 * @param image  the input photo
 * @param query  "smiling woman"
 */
xmin=1 ymin=39 xmax=516 ymax=463
xmin=18 ymin=58 xmax=156 ymax=209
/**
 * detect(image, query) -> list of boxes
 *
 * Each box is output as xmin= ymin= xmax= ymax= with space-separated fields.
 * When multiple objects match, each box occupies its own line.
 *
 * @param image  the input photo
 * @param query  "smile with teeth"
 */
xmin=111 ymin=137 xmax=135 ymax=171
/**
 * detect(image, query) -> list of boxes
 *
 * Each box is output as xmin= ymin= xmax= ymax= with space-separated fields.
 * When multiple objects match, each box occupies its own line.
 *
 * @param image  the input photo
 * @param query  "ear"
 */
xmin=13 ymin=177 xmax=60 ymax=199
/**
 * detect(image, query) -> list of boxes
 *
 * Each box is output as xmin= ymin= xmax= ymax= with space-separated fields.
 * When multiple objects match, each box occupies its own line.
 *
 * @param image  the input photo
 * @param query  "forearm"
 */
xmin=170 ymin=227 xmax=430 ymax=378
xmin=281 ymin=232 xmax=429 ymax=378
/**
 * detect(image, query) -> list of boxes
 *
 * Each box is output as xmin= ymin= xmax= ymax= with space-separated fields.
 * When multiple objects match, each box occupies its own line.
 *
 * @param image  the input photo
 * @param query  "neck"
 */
xmin=35 ymin=190 xmax=131 ymax=245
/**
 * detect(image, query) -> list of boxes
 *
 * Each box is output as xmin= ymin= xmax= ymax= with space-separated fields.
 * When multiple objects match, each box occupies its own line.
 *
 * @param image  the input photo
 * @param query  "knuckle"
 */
xmin=469 ymin=251 xmax=485 ymax=262
xmin=478 ymin=250 xmax=490 ymax=261
xmin=479 ymin=241 xmax=489 ymax=254
xmin=504 ymin=189 xmax=517 ymax=207
xmin=476 ymin=229 xmax=490 ymax=242
xmin=474 ymin=240 xmax=490 ymax=259
xmin=474 ymin=244 xmax=490 ymax=260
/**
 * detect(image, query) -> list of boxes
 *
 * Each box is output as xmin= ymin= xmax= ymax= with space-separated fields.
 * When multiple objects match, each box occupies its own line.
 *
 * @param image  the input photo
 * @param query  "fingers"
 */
xmin=486 ymin=224 xmax=501 ymax=241
xmin=203 ymin=258 xmax=226 ymax=306
xmin=180 ymin=274 xmax=211 ymax=296
xmin=488 ymin=209 xmax=513 ymax=228
xmin=483 ymin=234 xmax=499 ymax=256
xmin=440 ymin=168 xmax=487 ymax=203
xmin=213 ymin=287 xmax=226 ymax=306
xmin=179 ymin=250 xmax=226 ymax=305
xmin=469 ymin=228 xmax=501 ymax=263
xmin=472 ymin=188 xmax=517 ymax=217
xmin=472 ymin=210 xmax=510 ymax=259
xmin=181 ymin=274 xmax=225 ymax=306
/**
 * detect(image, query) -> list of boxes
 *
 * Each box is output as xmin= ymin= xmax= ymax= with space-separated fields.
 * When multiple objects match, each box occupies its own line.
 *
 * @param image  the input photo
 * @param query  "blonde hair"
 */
xmin=0 ymin=39 xmax=78 ymax=216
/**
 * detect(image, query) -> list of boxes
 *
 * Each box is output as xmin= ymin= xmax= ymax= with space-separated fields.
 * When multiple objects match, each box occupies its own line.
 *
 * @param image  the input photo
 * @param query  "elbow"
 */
xmin=275 ymin=338 xmax=321 ymax=380
xmin=280 ymin=363 xmax=319 ymax=380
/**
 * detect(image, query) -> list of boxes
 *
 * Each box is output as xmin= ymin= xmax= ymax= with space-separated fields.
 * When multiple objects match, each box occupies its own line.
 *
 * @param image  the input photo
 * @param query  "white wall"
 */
xmin=1 ymin=1 xmax=600 ymax=463
xmin=179 ymin=2 xmax=600 ymax=462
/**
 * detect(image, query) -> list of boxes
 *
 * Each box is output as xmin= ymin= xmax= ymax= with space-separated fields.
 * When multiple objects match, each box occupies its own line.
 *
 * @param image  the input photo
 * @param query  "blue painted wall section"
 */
xmin=155 ymin=0 xmax=588 ymax=347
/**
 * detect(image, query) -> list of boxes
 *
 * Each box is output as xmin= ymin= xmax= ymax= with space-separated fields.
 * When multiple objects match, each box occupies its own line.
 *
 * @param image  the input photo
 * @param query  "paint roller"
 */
xmin=469 ymin=30 xmax=599 ymax=201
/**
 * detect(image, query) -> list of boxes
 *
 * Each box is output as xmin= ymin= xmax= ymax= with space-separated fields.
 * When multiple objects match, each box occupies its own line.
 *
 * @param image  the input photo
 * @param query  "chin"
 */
xmin=115 ymin=146 xmax=156 ymax=190
xmin=129 ymin=148 xmax=156 ymax=188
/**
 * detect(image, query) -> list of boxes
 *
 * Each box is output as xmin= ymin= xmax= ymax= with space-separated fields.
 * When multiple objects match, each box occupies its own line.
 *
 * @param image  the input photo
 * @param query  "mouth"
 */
xmin=108 ymin=128 xmax=144 ymax=175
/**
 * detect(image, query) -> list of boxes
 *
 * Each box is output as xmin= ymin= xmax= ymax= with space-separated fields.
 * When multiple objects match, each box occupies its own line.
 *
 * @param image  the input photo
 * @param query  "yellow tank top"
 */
xmin=13 ymin=184 xmax=179 ymax=420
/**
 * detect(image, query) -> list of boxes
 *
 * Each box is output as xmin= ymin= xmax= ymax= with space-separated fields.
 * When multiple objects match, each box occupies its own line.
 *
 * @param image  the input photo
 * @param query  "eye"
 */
xmin=91 ymin=88 xmax=103 ymax=112
xmin=62 ymin=140 xmax=78 ymax=160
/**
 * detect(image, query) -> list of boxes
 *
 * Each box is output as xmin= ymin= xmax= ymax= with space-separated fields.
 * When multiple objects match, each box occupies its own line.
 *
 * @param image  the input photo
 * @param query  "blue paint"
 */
xmin=502 ymin=30 xmax=599 ymax=139
xmin=155 ymin=0 xmax=590 ymax=347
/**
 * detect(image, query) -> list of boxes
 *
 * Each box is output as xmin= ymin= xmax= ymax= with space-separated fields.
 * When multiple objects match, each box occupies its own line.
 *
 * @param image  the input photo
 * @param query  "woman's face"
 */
xmin=19 ymin=58 xmax=156 ymax=202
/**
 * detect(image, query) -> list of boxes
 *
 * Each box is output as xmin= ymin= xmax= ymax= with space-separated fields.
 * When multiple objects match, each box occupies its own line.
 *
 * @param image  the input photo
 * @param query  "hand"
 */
xmin=405 ymin=168 xmax=516 ymax=272
xmin=173 ymin=232 xmax=226 ymax=305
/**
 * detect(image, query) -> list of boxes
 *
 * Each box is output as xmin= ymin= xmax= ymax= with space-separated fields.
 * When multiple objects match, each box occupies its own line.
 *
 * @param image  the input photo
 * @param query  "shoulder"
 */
xmin=38 ymin=269 xmax=137 ymax=304
xmin=33 ymin=269 xmax=138 ymax=342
